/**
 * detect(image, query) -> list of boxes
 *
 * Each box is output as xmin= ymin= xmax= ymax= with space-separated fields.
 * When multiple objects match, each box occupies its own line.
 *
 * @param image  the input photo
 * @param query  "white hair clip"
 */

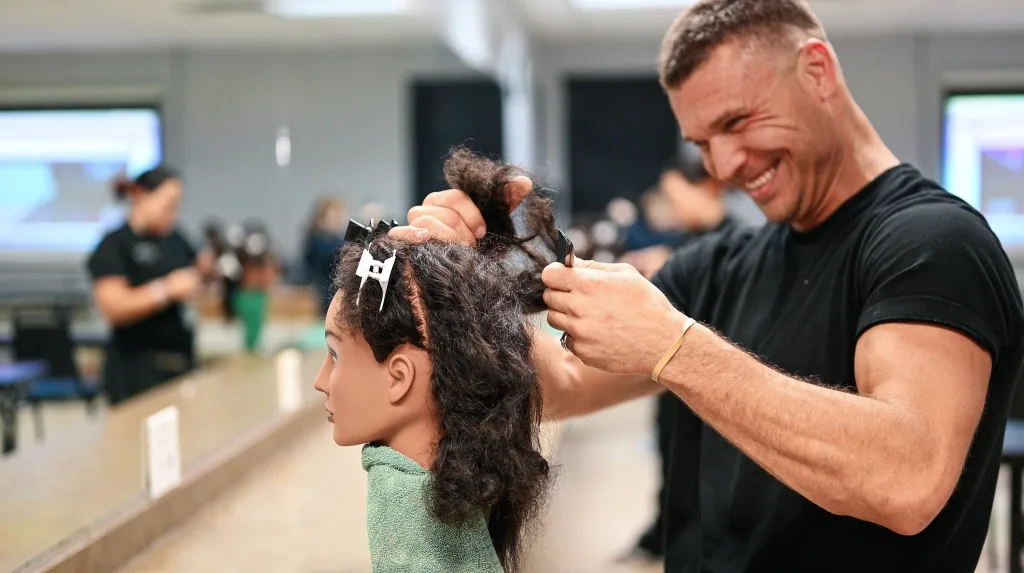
xmin=355 ymin=249 xmax=397 ymax=312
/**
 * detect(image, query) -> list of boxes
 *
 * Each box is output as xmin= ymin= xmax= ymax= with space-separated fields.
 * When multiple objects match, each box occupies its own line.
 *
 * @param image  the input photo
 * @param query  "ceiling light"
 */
xmin=267 ymin=0 xmax=405 ymax=18
xmin=570 ymin=0 xmax=692 ymax=10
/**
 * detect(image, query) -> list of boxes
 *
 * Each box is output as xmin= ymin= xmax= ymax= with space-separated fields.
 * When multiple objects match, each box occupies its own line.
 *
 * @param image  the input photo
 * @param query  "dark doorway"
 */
xmin=567 ymin=77 xmax=680 ymax=216
xmin=412 ymin=79 xmax=504 ymax=205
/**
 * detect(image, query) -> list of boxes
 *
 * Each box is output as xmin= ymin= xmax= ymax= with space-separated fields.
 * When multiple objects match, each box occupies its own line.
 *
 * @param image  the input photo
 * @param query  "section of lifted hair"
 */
xmin=442 ymin=146 xmax=558 ymax=312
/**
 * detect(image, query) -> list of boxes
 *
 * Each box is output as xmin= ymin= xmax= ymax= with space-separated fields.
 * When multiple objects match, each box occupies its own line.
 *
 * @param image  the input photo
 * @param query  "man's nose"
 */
xmin=708 ymin=135 xmax=747 ymax=182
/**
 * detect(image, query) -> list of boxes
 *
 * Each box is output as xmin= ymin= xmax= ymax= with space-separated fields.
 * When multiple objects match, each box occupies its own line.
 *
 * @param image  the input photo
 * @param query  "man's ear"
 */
xmin=797 ymin=38 xmax=838 ymax=100
xmin=386 ymin=352 xmax=417 ymax=404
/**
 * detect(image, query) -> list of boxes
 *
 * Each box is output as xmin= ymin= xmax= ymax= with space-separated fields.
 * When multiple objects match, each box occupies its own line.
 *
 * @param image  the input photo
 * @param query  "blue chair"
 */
xmin=12 ymin=305 xmax=100 ymax=441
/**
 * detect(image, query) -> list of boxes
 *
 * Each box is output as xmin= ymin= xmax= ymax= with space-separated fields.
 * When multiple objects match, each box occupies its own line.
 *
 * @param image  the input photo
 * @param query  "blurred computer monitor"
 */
xmin=942 ymin=90 xmax=1024 ymax=263
xmin=0 ymin=106 xmax=162 ymax=262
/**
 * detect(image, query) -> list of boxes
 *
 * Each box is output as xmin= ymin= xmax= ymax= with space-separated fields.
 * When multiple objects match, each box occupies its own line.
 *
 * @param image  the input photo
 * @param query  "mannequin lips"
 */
xmin=326 ymin=407 xmax=334 ymax=423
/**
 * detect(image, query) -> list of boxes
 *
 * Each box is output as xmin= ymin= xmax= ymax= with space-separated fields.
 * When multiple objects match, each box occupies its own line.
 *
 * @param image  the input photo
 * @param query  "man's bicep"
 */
xmin=855 ymin=322 xmax=991 ymax=411
xmin=855 ymin=323 xmax=990 ymax=482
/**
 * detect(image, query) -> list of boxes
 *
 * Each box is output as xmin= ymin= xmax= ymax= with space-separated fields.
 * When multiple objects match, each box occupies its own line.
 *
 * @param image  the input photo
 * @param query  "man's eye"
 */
xmin=723 ymin=115 xmax=749 ymax=132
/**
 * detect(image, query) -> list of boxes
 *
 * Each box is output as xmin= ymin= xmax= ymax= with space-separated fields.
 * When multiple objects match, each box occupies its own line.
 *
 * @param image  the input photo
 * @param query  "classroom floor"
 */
xmin=11 ymin=394 xmax=1016 ymax=573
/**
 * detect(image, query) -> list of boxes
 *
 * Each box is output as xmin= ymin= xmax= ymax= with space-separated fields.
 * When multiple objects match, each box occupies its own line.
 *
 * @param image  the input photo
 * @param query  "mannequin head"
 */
xmin=314 ymin=148 xmax=556 ymax=573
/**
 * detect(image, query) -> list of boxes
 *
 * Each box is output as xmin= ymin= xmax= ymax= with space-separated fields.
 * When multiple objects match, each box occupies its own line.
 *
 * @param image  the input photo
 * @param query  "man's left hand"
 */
xmin=542 ymin=259 xmax=689 ymax=377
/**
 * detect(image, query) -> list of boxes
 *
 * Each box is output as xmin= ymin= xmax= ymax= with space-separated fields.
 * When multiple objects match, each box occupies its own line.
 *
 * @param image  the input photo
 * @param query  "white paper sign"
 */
xmin=144 ymin=406 xmax=182 ymax=499
xmin=276 ymin=348 xmax=303 ymax=414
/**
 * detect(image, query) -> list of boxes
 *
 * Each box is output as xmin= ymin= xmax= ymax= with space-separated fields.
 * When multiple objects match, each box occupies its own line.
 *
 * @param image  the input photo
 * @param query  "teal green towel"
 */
xmin=362 ymin=444 xmax=504 ymax=573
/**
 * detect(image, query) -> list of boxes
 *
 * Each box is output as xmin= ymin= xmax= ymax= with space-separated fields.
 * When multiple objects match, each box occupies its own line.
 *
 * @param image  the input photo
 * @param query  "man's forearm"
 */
xmin=532 ymin=326 xmax=660 ymax=420
xmin=659 ymin=322 xmax=942 ymax=534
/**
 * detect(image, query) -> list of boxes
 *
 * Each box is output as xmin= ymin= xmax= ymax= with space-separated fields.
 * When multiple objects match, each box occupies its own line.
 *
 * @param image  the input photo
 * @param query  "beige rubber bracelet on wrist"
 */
xmin=652 ymin=317 xmax=697 ymax=383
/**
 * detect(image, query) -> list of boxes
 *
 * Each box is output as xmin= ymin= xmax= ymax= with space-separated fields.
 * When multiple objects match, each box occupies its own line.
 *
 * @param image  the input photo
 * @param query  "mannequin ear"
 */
xmin=386 ymin=353 xmax=417 ymax=404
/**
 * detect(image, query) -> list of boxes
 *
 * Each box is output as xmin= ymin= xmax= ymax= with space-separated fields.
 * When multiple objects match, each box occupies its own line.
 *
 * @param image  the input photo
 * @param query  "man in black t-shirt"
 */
xmin=391 ymin=1 xmax=1024 ymax=571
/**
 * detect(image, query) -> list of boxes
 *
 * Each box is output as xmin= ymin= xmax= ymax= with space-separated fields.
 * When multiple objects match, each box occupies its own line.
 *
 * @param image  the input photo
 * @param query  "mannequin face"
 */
xmin=314 ymin=292 xmax=432 ymax=448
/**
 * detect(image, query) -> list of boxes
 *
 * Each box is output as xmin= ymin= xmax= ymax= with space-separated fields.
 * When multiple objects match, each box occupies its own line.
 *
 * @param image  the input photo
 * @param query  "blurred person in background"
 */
xmin=87 ymin=166 xmax=213 ymax=405
xmin=621 ymin=144 xmax=764 ymax=564
xmin=622 ymin=186 xmax=687 ymax=259
xmin=232 ymin=222 xmax=279 ymax=353
xmin=620 ymin=144 xmax=764 ymax=279
xmin=303 ymin=197 xmax=346 ymax=316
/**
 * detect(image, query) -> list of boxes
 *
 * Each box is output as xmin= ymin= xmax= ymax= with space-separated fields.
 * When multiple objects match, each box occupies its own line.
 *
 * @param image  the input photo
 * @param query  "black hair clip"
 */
xmin=345 ymin=219 xmax=374 ymax=244
xmin=345 ymin=219 xmax=403 ymax=244
xmin=374 ymin=219 xmax=401 ymax=235
xmin=557 ymin=229 xmax=575 ymax=268
xmin=556 ymin=229 xmax=575 ymax=353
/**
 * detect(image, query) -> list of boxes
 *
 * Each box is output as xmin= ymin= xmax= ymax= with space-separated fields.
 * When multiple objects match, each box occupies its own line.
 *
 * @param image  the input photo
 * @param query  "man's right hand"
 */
xmin=389 ymin=175 xmax=534 ymax=245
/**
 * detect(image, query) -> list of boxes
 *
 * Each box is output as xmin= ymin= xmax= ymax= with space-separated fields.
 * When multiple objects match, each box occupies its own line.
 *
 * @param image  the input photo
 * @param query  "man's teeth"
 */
xmin=745 ymin=167 xmax=776 ymax=191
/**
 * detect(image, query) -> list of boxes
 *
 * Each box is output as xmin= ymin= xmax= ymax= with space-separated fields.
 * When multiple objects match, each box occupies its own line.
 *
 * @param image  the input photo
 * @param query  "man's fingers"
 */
xmin=407 ymin=205 xmax=475 ymax=242
xmin=542 ymin=262 xmax=576 ymax=292
xmin=423 ymin=189 xmax=487 ymax=239
xmin=547 ymin=310 xmax=571 ymax=335
xmin=576 ymin=258 xmax=625 ymax=272
xmin=388 ymin=225 xmax=430 ymax=243
xmin=542 ymin=288 xmax=576 ymax=316
xmin=504 ymin=176 xmax=534 ymax=211
xmin=543 ymin=257 xmax=633 ymax=291
xmin=405 ymin=215 xmax=465 ymax=245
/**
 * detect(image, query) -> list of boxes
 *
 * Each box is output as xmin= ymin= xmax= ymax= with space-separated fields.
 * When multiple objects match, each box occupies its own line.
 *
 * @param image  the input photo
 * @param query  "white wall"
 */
xmin=1 ymin=32 xmax=1023 ymax=258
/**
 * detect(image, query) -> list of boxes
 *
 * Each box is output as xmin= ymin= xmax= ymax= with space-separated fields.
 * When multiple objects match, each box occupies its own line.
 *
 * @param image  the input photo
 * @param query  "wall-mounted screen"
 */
xmin=0 ymin=107 xmax=162 ymax=254
xmin=942 ymin=91 xmax=1024 ymax=254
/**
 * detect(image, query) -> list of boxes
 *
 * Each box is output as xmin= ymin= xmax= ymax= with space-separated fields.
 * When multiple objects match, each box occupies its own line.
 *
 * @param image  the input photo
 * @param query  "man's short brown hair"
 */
xmin=657 ymin=0 xmax=825 ymax=90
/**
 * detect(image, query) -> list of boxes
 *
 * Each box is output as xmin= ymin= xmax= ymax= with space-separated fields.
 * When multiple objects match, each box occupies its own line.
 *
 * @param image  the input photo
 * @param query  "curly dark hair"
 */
xmin=332 ymin=148 xmax=558 ymax=572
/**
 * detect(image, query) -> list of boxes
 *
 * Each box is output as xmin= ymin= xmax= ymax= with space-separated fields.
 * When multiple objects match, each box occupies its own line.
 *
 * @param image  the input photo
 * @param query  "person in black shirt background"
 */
xmin=391 ymin=0 xmax=1024 ymax=571
xmin=87 ymin=166 xmax=212 ymax=405
xmin=621 ymin=145 xmax=764 ymax=281
xmin=620 ymin=144 xmax=763 ymax=563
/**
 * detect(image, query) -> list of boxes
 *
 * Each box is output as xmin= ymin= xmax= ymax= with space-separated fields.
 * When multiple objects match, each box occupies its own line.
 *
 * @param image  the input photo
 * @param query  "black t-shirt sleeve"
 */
xmin=87 ymin=235 xmax=128 ymax=280
xmin=856 ymin=202 xmax=1021 ymax=360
